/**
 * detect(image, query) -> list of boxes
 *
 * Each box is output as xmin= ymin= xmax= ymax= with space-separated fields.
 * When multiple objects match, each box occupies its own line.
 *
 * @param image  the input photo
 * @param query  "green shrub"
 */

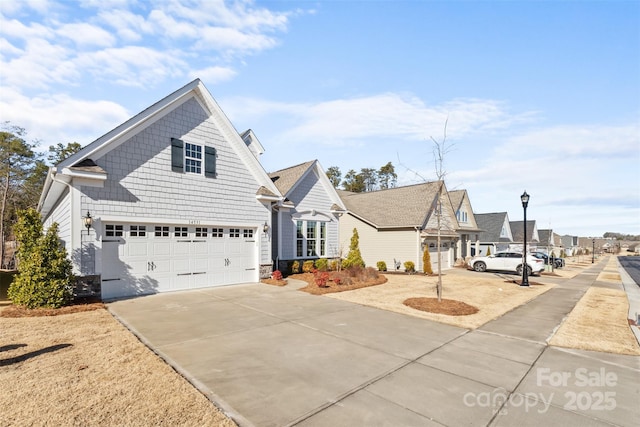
xmin=8 ymin=209 xmax=74 ymax=308
xmin=376 ymin=261 xmax=387 ymax=271
xmin=560 ymin=249 xmax=566 ymax=258
xmin=315 ymin=258 xmax=328 ymax=271
xmin=342 ymin=228 xmax=365 ymax=269
xmin=404 ymin=261 xmax=415 ymax=273
xmin=302 ymin=260 xmax=315 ymax=273
xmin=329 ymin=259 xmax=339 ymax=271
xmin=422 ymin=249 xmax=433 ymax=274
xmin=291 ymin=261 xmax=300 ymax=274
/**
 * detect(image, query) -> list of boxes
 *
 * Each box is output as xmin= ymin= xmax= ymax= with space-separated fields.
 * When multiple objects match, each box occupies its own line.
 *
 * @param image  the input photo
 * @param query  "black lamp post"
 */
xmin=592 ymin=239 xmax=595 ymax=263
xmin=521 ymin=191 xmax=530 ymax=287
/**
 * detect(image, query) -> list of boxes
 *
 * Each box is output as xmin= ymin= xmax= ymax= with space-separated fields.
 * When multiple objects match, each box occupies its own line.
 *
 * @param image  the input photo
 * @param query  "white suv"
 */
xmin=468 ymin=251 xmax=545 ymax=276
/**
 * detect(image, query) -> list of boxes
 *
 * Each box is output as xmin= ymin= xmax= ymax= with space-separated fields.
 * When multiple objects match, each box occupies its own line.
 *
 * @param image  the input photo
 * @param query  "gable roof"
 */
xmin=448 ymin=190 xmax=466 ymax=212
xmin=340 ymin=181 xmax=444 ymax=229
xmin=39 ymin=79 xmax=282 ymax=216
xmin=537 ymin=229 xmax=555 ymax=246
xmin=269 ymin=160 xmax=346 ymax=211
xmin=475 ymin=212 xmax=513 ymax=243
xmin=269 ymin=161 xmax=316 ymax=195
xmin=510 ymin=220 xmax=539 ymax=243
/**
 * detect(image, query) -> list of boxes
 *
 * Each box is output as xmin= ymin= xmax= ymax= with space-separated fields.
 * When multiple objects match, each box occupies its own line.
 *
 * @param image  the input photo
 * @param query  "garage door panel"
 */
xmin=192 ymin=241 xmax=208 ymax=255
xmin=126 ymin=241 xmax=149 ymax=257
xmin=152 ymin=241 xmax=171 ymax=256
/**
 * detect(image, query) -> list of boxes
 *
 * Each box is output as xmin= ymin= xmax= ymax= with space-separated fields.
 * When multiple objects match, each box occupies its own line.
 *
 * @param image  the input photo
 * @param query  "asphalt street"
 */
xmin=619 ymin=256 xmax=640 ymax=287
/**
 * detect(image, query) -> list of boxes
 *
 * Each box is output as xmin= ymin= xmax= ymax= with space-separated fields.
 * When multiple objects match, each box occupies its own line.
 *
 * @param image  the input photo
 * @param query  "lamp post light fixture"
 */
xmin=520 ymin=191 xmax=530 ymax=287
xmin=263 ymin=221 xmax=269 ymax=234
xmin=82 ymin=211 xmax=93 ymax=235
xmin=592 ymin=239 xmax=595 ymax=263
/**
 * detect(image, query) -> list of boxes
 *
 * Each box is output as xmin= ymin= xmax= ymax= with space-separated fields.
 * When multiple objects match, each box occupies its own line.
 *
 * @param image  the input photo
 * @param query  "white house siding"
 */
xmin=339 ymin=214 xmax=418 ymax=271
xmin=44 ymin=189 xmax=72 ymax=251
xmin=79 ymin=97 xmax=270 ymax=279
xmin=280 ymin=170 xmax=340 ymax=263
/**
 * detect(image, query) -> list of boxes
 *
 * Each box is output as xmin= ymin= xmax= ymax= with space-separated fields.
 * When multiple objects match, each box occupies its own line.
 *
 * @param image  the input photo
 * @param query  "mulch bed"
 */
xmin=403 ymin=297 xmax=479 ymax=316
xmin=0 ymin=299 xmax=105 ymax=318
xmin=292 ymin=273 xmax=388 ymax=295
xmin=261 ymin=278 xmax=288 ymax=287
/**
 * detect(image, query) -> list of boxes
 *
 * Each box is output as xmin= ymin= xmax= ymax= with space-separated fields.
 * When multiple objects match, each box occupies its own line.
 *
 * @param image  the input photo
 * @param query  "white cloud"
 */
xmin=0 ymin=87 xmax=130 ymax=148
xmin=189 ymin=66 xmax=237 ymax=84
xmin=225 ymin=93 xmax=535 ymax=147
xmin=75 ymin=46 xmax=186 ymax=87
xmin=56 ymin=22 xmax=117 ymax=48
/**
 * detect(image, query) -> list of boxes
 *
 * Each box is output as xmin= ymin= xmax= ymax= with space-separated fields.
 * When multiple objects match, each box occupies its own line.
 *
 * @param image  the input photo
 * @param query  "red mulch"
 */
xmin=292 ymin=272 xmax=388 ymax=295
xmin=403 ymin=297 xmax=479 ymax=316
xmin=0 ymin=299 xmax=105 ymax=318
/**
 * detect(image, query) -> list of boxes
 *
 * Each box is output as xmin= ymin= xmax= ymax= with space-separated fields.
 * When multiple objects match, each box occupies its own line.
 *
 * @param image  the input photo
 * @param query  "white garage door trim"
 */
xmin=101 ymin=222 xmax=258 ymax=299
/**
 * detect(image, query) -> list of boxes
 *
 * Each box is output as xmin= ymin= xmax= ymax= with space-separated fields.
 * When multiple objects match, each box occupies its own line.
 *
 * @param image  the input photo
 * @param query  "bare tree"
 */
xmin=430 ymin=118 xmax=453 ymax=302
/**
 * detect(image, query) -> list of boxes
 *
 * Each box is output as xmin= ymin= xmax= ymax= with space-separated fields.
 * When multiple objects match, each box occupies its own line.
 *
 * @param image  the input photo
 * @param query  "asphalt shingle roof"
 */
xmin=340 ymin=181 xmax=443 ymax=228
xmin=475 ymin=212 xmax=511 ymax=243
xmin=268 ymin=160 xmax=315 ymax=195
xmin=510 ymin=220 xmax=538 ymax=243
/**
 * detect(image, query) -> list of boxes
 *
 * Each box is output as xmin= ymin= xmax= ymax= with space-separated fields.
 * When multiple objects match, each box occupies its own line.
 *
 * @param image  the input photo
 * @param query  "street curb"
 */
xmin=617 ymin=257 xmax=640 ymax=346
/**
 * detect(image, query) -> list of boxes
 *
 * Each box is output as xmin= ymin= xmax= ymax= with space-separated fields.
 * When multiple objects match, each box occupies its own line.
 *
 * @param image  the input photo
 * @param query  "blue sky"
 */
xmin=1 ymin=0 xmax=639 ymax=237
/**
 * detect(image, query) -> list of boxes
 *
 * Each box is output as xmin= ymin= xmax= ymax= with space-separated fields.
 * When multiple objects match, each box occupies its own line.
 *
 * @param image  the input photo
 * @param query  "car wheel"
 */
xmin=473 ymin=262 xmax=487 ymax=272
xmin=516 ymin=265 xmax=533 ymax=276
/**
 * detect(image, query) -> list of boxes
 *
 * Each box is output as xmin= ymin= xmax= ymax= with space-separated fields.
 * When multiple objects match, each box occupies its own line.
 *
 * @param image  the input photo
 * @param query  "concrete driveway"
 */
xmin=109 ymin=263 xmax=640 ymax=427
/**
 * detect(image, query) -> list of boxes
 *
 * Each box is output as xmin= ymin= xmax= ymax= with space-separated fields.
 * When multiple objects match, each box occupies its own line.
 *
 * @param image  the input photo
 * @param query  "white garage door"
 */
xmin=427 ymin=241 xmax=452 ymax=271
xmin=101 ymin=223 xmax=257 ymax=299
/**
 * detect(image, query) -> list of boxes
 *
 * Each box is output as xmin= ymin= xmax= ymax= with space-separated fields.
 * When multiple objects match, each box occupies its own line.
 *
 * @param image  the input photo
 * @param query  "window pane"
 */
xmin=307 ymin=221 xmax=316 ymax=239
xmin=307 ymin=240 xmax=317 ymax=257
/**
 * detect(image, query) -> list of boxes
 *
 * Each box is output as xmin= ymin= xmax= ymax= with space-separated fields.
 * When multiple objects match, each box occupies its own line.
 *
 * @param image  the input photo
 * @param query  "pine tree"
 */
xmin=342 ymin=228 xmax=365 ymax=269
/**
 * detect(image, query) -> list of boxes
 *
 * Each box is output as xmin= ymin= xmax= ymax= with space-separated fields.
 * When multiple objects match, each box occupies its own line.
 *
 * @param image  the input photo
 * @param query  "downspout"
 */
xmin=415 ymin=226 xmax=421 ymax=270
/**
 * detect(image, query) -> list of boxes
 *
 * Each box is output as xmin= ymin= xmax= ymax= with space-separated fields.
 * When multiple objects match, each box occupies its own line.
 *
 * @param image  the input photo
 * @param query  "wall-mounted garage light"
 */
xmin=83 ymin=211 xmax=93 ymax=234
xmin=263 ymin=222 xmax=269 ymax=233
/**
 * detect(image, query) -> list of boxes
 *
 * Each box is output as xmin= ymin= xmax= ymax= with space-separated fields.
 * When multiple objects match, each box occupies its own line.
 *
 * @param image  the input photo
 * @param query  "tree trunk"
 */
xmin=0 ymin=169 xmax=10 ymax=268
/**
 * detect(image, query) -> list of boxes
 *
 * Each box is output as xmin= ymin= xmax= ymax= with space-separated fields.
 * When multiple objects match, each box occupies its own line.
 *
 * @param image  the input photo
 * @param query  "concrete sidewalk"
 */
xmin=108 ymin=258 xmax=640 ymax=427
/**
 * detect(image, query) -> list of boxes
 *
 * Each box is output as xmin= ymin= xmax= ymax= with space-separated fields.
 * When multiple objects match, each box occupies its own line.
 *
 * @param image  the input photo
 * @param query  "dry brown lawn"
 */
xmin=326 ymin=271 xmax=555 ymax=329
xmin=0 ymin=305 xmax=235 ymax=427
xmin=549 ymin=287 xmax=640 ymax=355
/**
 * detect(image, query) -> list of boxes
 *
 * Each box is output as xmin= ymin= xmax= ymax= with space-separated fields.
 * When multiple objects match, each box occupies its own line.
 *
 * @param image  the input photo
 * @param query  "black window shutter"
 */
xmin=204 ymin=146 xmax=217 ymax=178
xmin=171 ymin=138 xmax=184 ymax=172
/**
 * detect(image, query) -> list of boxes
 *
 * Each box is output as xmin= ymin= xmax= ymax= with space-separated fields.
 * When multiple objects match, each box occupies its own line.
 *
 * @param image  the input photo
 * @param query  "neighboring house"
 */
xmin=536 ymin=229 xmax=563 ymax=256
xmin=38 ymin=79 xmax=282 ymax=300
xmin=268 ymin=160 xmax=346 ymax=272
xmin=561 ymin=235 xmax=579 ymax=256
xmin=474 ymin=212 xmax=514 ymax=256
xmin=447 ymin=189 xmax=483 ymax=261
xmin=509 ymin=220 xmax=540 ymax=252
xmin=339 ymin=181 xmax=459 ymax=272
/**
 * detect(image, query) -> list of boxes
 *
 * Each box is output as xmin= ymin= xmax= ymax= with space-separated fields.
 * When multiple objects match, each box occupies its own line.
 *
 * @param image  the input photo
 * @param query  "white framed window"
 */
xmin=229 ymin=228 xmax=240 ymax=238
xmin=295 ymin=220 xmax=326 ymax=258
xmin=155 ymin=226 xmax=169 ymax=237
xmin=130 ymin=225 xmax=146 ymax=237
xmin=105 ymin=224 xmax=123 ymax=237
xmin=456 ymin=210 xmax=468 ymax=223
xmin=174 ymin=226 xmax=188 ymax=237
xmin=195 ymin=227 xmax=208 ymax=237
xmin=211 ymin=228 xmax=223 ymax=238
xmin=185 ymin=142 xmax=202 ymax=174
xmin=243 ymin=229 xmax=254 ymax=238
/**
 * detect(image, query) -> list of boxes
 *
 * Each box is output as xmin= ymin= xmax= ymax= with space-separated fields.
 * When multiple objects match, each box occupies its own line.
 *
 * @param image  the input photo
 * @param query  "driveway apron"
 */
xmin=109 ymin=259 xmax=640 ymax=427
